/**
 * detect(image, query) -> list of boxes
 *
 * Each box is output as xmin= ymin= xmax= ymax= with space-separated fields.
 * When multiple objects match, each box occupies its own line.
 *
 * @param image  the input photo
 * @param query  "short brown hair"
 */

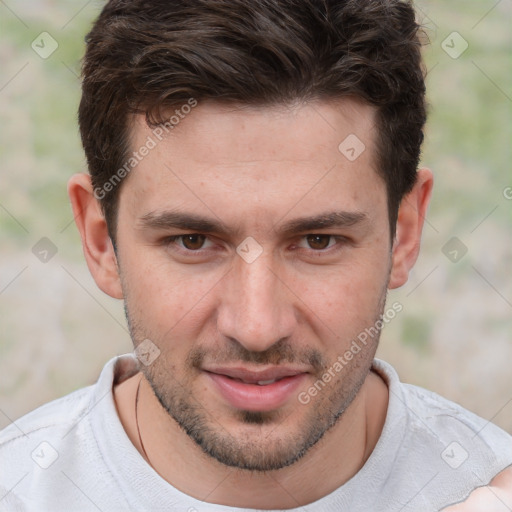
xmin=79 ymin=0 xmax=427 ymax=241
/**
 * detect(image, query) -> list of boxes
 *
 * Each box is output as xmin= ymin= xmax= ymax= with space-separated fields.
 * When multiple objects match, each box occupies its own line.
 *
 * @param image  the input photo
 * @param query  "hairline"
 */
xmin=104 ymin=96 xmax=401 ymax=248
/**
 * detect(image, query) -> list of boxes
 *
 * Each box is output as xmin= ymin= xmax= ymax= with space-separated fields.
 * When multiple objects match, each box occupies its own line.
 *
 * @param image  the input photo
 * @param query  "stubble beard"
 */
xmin=123 ymin=291 xmax=387 ymax=472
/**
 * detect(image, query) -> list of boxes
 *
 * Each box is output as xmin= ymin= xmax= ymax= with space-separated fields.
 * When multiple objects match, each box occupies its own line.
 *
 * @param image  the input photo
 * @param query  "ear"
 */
xmin=388 ymin=168 xmax=434 ymax=289
xmin=67 ymin=173 xmax=123 ymax=299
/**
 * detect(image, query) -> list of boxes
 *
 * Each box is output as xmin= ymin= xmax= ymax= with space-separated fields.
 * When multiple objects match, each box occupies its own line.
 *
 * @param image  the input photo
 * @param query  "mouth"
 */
xmin=213 ymin=375 xmax=286 ymax=385
xmin=203 ymin=367 xmax=309 ymax=412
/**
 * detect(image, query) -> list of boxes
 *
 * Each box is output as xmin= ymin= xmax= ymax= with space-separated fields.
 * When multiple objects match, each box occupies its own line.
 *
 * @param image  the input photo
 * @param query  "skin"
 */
xmin=67 ymin=98 xmax=510 ymax=509
xmin=442 ymin=467 xmax=512 ymax=511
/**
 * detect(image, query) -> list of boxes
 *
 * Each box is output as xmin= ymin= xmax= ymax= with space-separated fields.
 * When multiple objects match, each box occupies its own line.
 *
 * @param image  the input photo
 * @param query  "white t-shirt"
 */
xmin=1 ymin=354 xmax=511 ymax=512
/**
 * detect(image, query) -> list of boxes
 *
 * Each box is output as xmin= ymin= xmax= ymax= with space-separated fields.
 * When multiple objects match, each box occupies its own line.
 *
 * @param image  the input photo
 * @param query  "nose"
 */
xmin=216 ymin=251 xmax=297 ymax=353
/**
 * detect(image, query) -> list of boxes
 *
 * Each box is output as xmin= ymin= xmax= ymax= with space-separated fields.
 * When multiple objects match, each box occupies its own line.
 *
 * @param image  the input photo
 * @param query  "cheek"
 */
xmin=122 ymin=251 xmax=221 ymax=337
xmin=295 ymin=256 xmax=389 ymax=343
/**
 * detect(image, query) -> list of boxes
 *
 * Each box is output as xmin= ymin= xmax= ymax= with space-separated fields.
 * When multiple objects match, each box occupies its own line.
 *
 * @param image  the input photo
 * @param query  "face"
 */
xmin=116 ymin=99 xmax=392 ymax=471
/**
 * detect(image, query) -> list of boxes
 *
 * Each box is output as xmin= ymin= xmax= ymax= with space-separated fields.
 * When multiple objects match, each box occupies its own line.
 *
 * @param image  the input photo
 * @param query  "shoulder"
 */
xmin=442 ymin=464 xmax=512 ymax=511
xmin=402 ymin=380 xmax=512 ymax=458
xmin=0 ymin=354 xmax=136 ymax=451
xmin=0 ymin=355 xmax=134 ymax=511
xmin=0 ymin=384 xmax=94 ymax=448
xmin=371 ymin=359 xmax=512 ymax=510
xmin=0 ymin=385 xmax=96 ymax=511
xmin=373 ymin=359 xmax=512 ymax=459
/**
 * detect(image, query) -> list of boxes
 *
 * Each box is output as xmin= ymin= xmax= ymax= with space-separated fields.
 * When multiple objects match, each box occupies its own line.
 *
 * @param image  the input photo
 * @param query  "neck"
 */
xmin=115 ymin=370 xmax=388 ymax=509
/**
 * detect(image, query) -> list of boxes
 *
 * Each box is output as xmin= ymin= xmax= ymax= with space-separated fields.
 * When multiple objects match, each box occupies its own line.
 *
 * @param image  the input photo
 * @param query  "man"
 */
xmin=1 ymin=0 xmax=511 ymax=510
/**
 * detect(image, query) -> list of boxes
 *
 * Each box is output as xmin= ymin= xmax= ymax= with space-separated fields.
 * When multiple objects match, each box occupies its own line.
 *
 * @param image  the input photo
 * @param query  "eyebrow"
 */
xmin=138 ymin=210 xmax=369 ymax=236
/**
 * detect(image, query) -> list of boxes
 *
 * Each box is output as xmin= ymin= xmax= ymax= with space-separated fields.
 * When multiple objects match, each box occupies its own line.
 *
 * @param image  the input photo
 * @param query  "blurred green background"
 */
xmin=1 ymin=0 xmax=511 ymax=432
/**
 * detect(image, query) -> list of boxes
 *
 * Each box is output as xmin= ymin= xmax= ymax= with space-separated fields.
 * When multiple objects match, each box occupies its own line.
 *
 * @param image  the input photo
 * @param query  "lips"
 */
xmin=203 ymin=366 xmax=309 ymax=412
xmin=217 ymin=375 xmax=283 ymax=386
xmin=205 ymin=366 xmax=307 ymax=383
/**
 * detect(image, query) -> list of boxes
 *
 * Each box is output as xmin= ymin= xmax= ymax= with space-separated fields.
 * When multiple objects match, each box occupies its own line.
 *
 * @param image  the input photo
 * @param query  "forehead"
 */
xmin=132 ymin=98 xmax=376 ymax=164
xmin=121 ymin=98 xmax=384 ymax=223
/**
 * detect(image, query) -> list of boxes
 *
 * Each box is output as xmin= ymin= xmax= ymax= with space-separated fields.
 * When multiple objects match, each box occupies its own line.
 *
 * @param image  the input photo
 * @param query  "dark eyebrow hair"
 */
xmin=138 ymin=211 xmax=225 ymax=233
xmin=277 ymin=210 xmax=368 ymax=236
xmin=138 ymin=210 xmax=369 ymax=236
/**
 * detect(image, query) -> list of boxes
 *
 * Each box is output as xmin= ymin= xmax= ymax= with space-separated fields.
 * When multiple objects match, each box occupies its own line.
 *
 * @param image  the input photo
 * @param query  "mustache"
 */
xmin=187 ymin=338 xmax=326 ymax=372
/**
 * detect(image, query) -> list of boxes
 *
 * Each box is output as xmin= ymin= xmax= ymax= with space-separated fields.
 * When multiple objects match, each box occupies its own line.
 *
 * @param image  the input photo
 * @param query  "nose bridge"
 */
xmin=217 ymin=253 xmax=294 ymax=352
xmin=239 ymin=256 xmax=277 ymax=314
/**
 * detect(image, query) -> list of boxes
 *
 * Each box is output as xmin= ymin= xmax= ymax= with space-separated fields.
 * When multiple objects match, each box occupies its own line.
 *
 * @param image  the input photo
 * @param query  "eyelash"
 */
xmin=163 ymin=234 xmax=348 ymax=255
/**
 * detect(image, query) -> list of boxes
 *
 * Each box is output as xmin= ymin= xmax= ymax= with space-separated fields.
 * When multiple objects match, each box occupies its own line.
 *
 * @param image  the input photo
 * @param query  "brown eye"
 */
xmin=181 ymin=234 xmax=206 ymax=250
xmin=306 ymin=234 xmax=332 ymax=250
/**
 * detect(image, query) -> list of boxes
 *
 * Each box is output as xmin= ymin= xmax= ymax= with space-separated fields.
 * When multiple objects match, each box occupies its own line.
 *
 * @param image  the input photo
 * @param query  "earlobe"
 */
xmin=67 ymin=173 xmax=123 ymax=299
xmin=388 ymin=168 xmax=434 ymax=290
